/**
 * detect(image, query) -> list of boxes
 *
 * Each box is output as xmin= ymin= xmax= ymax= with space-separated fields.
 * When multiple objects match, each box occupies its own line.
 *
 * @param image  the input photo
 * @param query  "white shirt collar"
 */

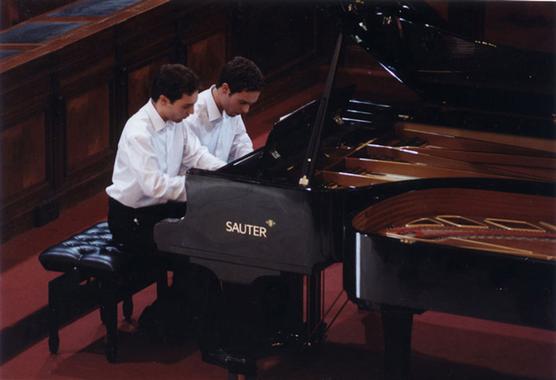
xmin=206 ymin=85 xmax=223 ymax=123
xmin=145 ymin=99 xmax=167 ymax=132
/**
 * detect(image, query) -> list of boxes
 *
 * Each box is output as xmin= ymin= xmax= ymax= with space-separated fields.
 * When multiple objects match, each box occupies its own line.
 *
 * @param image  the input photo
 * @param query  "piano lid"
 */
xmin=341 ymin=1 xmax=555 ymax=119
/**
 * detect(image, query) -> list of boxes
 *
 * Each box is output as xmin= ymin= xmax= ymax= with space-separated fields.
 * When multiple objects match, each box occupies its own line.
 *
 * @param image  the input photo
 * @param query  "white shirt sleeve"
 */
xmin=123 ymin=130 xmax=186 ymax=202
xmin=228 ymin=117 xmax=254 ymax=161
xmin=180 ymin=126 xmax=226 ymax=174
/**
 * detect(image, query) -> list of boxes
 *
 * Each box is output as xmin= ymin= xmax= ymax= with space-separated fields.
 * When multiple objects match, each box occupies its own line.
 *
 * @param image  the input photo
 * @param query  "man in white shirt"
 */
xmin=186 ymin=56 xmax=263 ymax=163
xmin=106 ymin=64 xmax=226 ymax=253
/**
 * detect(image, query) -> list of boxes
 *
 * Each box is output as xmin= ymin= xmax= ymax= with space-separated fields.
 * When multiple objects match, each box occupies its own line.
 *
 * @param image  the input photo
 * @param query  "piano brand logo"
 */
xmin=225 ymin=221 xmax=271 ymax=238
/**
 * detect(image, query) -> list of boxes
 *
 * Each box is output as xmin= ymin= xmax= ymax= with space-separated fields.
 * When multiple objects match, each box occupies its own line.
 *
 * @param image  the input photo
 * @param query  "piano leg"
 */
xmin=306 ymin=271 xmax=324 ymax=343
xmin=381 ymin=309 xmax=414 ymax=380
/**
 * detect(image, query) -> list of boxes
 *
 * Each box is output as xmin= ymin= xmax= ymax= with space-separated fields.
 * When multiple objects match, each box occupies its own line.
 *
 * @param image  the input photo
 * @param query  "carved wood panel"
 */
xmin=1 ymin=113 xmax=46 ymax=201
xmin=188 ymin=33 xmax=226 ymax=90
xmin=127 ymin=57 xmax=170 ymax=117
xmin=65 ymin=84 xmax=110 ymax=173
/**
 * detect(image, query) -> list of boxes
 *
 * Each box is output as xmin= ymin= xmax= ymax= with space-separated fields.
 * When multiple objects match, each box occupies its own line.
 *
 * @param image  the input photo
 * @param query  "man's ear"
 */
xmin=221 ymin=83 xmax=231 ymax=96
xmin=159 ymin=94 xmax=171 ymax=105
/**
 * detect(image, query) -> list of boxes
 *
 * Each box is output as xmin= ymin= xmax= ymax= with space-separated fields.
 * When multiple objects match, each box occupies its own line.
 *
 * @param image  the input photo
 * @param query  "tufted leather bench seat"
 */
xmin=39 ymin=221 xmax=167 ymax=362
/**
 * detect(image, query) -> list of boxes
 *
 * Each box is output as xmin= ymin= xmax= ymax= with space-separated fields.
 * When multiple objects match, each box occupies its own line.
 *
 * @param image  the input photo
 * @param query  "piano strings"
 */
xmin=383 ymin=215 xmax=556 ymax=260
xmin=352 ymin=186 xmax=555 ymax=261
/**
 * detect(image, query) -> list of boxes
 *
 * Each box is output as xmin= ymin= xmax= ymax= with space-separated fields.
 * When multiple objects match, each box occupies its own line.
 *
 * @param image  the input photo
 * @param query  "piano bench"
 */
xmin=38 ymin=221 xmax=167 ymax=362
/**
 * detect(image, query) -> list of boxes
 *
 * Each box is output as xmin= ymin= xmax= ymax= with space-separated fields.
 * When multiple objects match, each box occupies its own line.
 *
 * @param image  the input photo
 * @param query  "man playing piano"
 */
xmin=185 ymin=56 xmax=263 ymax=162
xmin=106 ymin=64 xmax=225 ymax=253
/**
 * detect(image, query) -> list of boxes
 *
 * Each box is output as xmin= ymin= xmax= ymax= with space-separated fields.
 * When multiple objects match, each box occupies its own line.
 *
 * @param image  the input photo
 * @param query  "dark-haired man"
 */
xmin=186 ymin=56 xmax=263 ymax=163
xmin=106 ymin=64 xmax=226 ymax=252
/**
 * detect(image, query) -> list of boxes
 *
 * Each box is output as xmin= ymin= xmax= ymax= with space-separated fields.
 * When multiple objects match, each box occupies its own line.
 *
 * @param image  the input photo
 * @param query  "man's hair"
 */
xmin=151 ymin=64 xmax=200 ymax=103
xmin=216 ymin=56 xmax=264 ymax=94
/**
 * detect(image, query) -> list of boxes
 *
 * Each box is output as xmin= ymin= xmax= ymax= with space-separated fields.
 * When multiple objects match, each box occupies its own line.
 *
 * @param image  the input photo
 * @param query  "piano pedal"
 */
xmin=202 ymin=347 xmax=257 ymax=378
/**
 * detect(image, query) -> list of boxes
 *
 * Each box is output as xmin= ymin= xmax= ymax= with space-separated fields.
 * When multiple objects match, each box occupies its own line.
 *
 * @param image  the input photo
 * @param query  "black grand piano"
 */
xmin=155 ymin=1 xmax=555 ymax=378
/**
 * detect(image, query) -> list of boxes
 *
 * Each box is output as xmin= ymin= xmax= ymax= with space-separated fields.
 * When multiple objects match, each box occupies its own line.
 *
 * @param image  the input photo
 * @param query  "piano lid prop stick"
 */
xmin=299 ymin=32 xmax=344 ymax=188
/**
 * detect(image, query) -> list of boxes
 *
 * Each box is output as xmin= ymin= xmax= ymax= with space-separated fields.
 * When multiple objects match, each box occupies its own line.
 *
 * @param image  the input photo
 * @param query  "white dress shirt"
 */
xmin=106 ymin=100 xmax=226 ymax=208
xmin=185 ymin=86 xmax=254 ymax=162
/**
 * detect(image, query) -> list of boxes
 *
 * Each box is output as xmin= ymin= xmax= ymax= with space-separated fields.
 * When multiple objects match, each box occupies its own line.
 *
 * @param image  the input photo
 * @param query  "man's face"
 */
xmin=221 ymin=85 xmax=260 ymax=117
xmin=162 ymin=92 xmax=198 ymax=122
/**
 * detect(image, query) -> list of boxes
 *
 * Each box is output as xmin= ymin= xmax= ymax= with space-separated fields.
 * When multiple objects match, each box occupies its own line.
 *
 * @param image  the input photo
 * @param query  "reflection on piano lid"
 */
xmin=341 ymin=0 xmax=555 ymax=119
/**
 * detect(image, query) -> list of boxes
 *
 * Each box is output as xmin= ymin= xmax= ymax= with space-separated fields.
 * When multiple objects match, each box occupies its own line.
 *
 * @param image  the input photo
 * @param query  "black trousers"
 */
xmin=107 ymin=197 xmax=186 ymax=254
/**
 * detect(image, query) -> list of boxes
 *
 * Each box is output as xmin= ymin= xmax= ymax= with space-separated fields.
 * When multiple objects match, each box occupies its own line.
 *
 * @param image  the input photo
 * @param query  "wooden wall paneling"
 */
xmin=53 ymin=79 xmax=114 ymax=214
xmin=64 ymin=83 xmax=111 ymax=174
xmin=0 ymin=109 xmax=52 ymax=239
xmin=187 ymin=33 xmax=227 ymax=90
xmin=49 ymin=75 xmax=65 ymax=192
xmin=54 ymin=27 xmax=115 ymax=93
xmin=127 ymin=58 xmax=169 ymax=117
xmin=174 ymin=4 xmax=228 ymax=66
xmin=112 ymin=53 xmax=128 ymax=147
xmin=122 ymin=5 xmax=229 ymax=129
xmin=224 ymin=2 xmax=327 ymax=113
xmin=50 ymin=27 xmax=117 ymax=211
xmin=116 ymin=2 xmax=176 ymax=66
xmin=175 ymin=3 xmax=230 ymax=89
xmin=113 ymin=25 xmax=132 ymax=146
xmin=115 ymin=3 xmax=230 ymax=132
xmin=117 ymin=24 xmax=176 ymax=67
xmin=230 ymin=3 xmax=318 ymax=79
xmin=56 ymin=67 xmax=114 ymax=165
xmin=0 ymin=57 xmax=54 ymax=240
xmin=170 ymin=3 xmax=228 ymax=89
xmin=53 ymin=77 xmax=114 ymax=213
xmin=0 ymin=60 xmax=52 ymax=129
xmin=174 ymin=18 xmax=187 ymax=66
xmin=1 ymin=114 xmax=47 ymax=201
xmin=115 ymin=3 xmax=179 ymax=126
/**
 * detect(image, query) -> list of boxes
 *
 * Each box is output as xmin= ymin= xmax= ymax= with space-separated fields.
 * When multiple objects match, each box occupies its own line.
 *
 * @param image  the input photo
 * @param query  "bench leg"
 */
xmin=100 ymin=279 xmax=119 ymax=363
xmin=104 ymin=300 xmax=118 ymax=362
xmin=123 ymin=297 xmax=133 ymax=322
xmin=99 ymin=304 xmax=106 ymax=325
xmin=156 ymin=269 xmax=169 ymax=297
xmin=47 ymin=277 xmax=63 ymax=354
